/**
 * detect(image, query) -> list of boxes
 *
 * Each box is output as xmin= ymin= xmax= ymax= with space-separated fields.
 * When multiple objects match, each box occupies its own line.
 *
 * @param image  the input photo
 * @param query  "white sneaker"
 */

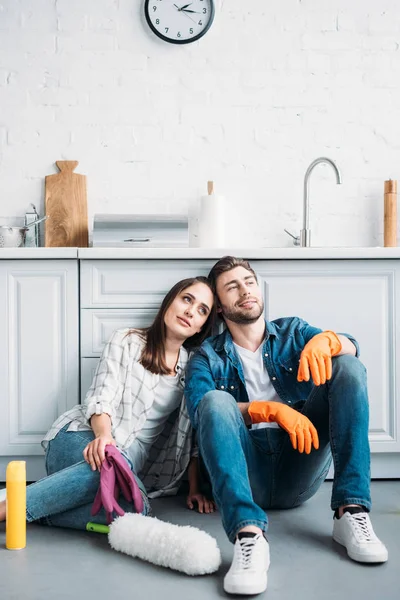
xmin=333 ymin=511 xmax=388 ymax=563
xmin=224 ymin=533 xmax=270 ymax=595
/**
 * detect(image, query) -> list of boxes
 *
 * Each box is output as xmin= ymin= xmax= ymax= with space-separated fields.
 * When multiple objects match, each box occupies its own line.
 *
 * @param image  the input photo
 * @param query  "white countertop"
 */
xmin=78 ymin=246 xmax=400 ymax=260
xmin=1 ymin=246 xmax=400 ymax=260
xmin=0 ymin=248 xmax=78 ymax=259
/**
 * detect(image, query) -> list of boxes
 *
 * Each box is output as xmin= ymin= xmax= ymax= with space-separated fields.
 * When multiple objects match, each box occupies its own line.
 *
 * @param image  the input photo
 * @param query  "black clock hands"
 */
xmin=174 ymin=2 xmax=193 ymax=10
xmin=174 ymin=2 xmax=197 ymax=23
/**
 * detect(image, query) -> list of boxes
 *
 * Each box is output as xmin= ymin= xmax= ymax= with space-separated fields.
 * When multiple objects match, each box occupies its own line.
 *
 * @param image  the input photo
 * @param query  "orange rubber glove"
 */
xmin=297 ymin=331 xmax=342 ymax=386
xmin=248 ymin=401 xmax=319 ymax=454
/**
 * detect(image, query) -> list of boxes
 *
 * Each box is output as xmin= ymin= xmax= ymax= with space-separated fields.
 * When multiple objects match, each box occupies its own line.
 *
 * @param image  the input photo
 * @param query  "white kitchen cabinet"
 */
xmin=80 ymin=308 xmax=157 ymax=402
xmin=79 ymin=258 xmax=400 ymax=477
xmin=81 ymin=358 xmax=100 ymax=404
xmin=79 ymin=259 xmax=212 ymax=401
xmin=0 ymin=260 xmax=79 ymax=481
xmin=81 ymin=308 xmax=157 ymax=357
xmin=1 ymin=253 xmax=397 ymax=483
xmin=255 ymin=260 xmax=400 ymax=477
xmin=80 ymin=259 xmax=211 ymax=308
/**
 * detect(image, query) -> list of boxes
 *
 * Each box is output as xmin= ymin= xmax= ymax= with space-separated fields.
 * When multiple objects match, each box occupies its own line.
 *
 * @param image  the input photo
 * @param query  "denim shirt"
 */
xmin=185 ymin=317 xmax=360 ymax=429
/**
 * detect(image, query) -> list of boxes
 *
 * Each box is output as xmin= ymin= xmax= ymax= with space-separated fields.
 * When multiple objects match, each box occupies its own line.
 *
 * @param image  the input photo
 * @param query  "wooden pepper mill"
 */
xmin=384 ymin=179 xmax=397 ymax=247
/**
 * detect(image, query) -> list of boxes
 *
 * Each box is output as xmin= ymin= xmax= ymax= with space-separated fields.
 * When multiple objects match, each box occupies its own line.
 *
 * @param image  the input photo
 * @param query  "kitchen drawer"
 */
xmin=80 ymin=260 xmax=212 ymax=308
xmin=81 ymin=308 xmax=156 ymax=357
xmin=81 ymin=358 xmax=99 ymax=403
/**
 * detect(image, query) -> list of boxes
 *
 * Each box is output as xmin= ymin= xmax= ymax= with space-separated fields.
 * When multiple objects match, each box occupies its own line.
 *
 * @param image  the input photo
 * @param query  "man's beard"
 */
xmin=221 ymin=300 xmax=264 ymax=325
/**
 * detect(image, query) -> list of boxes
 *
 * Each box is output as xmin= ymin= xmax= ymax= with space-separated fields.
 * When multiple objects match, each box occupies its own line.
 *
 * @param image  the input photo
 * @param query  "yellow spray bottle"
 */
xmin=6 ymin=461 xmax=26 ymax=550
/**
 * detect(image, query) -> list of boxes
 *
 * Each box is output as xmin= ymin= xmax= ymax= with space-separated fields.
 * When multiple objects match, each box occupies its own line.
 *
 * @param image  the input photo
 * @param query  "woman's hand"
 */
xmin=187 ymin=491 xmax=216 ymax=514
xmin=83 ymin=435 xmax=116 ymax=471
xmin=186 ymin=457 xmax=215 ymax=513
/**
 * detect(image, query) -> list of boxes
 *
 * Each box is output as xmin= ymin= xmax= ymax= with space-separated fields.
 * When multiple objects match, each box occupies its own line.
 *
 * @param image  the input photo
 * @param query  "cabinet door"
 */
xmin=81 ymin=308 xmax=157 ymax=357
xmin=254 ymin=260 xmax=400 ymax=475
xmin=0 ymin=260 xmax=79 ymax=480
xmin=81 ymin=358 xmax=100 ymax=404
xmin=80 ymin=260 xmax=213 ymax=308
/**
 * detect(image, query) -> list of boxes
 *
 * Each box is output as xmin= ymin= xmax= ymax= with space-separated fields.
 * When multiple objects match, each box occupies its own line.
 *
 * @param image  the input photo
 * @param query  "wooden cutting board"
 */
xmin=45 ymin=161 xmax=88 ymax=247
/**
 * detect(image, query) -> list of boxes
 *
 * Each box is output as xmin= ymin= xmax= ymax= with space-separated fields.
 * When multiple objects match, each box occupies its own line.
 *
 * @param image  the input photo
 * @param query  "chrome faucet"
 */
xmin=285 ymin=157 xmax=342 ymax=247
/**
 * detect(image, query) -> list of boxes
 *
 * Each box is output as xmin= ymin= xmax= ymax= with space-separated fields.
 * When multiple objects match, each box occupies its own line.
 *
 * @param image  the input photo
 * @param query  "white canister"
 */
xmin=198 ymin=193 xmax=225 ymax=248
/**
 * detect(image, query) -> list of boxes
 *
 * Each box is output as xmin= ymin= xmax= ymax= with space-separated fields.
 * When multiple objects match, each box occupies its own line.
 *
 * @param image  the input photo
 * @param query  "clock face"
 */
xmin=144 ymin=0 xmax=215 ymax=45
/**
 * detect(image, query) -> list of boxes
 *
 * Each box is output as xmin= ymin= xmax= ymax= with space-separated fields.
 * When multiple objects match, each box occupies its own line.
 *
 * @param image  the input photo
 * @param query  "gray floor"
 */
xmin=0 ymin=481 xmax=399 ymax=600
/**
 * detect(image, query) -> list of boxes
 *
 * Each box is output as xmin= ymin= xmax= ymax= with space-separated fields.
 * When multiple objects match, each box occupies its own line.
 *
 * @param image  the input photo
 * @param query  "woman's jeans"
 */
xmin=196 ymin=355 xmax=371 ymax=542
xmin=26 ymin=426 xmax=150 ymax=530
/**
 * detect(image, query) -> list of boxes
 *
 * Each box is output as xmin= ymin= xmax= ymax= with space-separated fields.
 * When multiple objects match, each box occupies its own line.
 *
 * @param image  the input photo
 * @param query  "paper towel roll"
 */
xmin=188 ymin=198 xmax=201 ymax=248
xmin=198 ymin=194 xmax=225 ymax=248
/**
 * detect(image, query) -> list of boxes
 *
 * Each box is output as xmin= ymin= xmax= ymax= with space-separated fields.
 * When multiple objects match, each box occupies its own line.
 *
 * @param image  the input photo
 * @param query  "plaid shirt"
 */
xmin=42 ymin=329 xmax=195 ymax=498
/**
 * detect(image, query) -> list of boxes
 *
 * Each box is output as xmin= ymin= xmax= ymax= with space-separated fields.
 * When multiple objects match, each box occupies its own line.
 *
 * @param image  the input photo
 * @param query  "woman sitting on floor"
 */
xmin=0 ymin=276 xmax=216 ymax=528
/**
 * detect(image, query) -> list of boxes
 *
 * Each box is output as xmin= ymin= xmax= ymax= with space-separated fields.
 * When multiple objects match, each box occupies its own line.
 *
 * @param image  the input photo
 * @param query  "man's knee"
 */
xmin=198 ymin=390 xmax=239 ymax=420
xmin=332 ymin=354 xmax=367 ymax=383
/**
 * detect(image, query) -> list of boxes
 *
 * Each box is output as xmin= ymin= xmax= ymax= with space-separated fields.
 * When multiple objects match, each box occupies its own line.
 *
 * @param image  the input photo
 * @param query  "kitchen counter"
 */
xmin=79 ymin=247 xmax=400 ymax=259
xmin=2 ymin=246 xmax=400 ymax=260
xmin=0 ymin=248 xmax=78 ymax=259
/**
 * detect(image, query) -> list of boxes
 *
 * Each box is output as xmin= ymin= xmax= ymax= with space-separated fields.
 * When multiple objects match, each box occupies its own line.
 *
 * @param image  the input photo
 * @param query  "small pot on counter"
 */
xmin=0 ymin=216 xmax=49 ymax=248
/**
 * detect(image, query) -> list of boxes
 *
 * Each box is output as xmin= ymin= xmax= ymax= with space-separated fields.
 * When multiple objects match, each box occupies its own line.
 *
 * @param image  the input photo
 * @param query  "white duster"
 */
xmin=108 ymin=513 xmax=221 ymax=576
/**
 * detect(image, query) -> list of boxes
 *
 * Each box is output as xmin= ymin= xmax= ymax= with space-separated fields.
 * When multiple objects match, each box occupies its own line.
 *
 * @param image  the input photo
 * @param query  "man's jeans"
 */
xmin=196 ymin=355 xmax=371 ymax=543
xmin=26 ymin=425 xmax=150 ymax=530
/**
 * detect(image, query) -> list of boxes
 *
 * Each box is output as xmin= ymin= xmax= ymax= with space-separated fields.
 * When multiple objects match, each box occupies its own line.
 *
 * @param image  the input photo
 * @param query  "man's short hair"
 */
xmin=208 ymin=256 xmax=257 ymax=293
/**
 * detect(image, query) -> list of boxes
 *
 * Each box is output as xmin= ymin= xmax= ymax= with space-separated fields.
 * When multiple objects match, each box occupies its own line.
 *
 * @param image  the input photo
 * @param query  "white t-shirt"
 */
xmin=127 ymin=370 xmax=183 ymax=473
xmin=234 ymin=342 xmax=283 ymax=430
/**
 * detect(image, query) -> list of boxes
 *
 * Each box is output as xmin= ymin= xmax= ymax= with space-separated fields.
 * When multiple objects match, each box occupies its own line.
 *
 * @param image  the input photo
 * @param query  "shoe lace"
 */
xmin=348 ymin=513 xmax=376 ymax=543
xmin=235 ymin=536 xmax=262 ymax=570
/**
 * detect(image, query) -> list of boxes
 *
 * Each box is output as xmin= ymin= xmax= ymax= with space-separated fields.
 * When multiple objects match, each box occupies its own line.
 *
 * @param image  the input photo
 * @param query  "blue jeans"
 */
xmin=196 ymin=355 xmax=371 ymax=542
xmin=26 ymin=425 xmax=150 ymax=530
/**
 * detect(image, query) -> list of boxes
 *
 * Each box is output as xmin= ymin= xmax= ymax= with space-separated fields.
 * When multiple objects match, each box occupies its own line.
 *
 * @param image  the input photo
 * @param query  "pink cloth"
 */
xmin=91 ymin=445 xmax=144 ymax=525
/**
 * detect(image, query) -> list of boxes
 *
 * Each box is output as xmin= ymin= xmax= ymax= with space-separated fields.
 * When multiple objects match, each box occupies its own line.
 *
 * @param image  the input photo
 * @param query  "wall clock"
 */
xmin=144 ymin=1 xmax=215 ymax=45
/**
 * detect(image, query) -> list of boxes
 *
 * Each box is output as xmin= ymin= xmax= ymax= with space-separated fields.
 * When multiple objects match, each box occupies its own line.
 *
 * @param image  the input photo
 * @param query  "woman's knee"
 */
xmin=46 ymin=429 xmax=93 ymax=474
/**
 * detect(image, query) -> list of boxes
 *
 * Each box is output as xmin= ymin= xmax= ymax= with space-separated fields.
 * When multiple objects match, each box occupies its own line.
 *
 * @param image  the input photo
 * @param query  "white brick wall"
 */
xmin=1 ymin=0 xmax=400 ymax=247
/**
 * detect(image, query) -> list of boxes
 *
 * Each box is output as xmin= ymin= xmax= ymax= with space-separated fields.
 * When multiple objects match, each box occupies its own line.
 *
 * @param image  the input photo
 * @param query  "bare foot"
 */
xmin=0 ymin=500 xmax=6 ymax=522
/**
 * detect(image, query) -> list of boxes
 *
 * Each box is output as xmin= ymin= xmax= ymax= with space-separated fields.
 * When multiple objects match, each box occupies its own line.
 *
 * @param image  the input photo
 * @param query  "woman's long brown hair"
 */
xmin=127 ymin=276 xmax=216 ymax=375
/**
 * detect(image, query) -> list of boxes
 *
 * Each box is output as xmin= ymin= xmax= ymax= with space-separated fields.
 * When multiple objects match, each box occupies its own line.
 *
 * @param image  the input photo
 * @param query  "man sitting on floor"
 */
xmin=185 ymin=255 xmax=388 ymax=596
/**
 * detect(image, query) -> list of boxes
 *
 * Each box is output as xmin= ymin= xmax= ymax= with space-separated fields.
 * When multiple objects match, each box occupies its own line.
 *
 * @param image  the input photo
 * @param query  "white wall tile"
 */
xmin=0 ymin=0 xmax=400 ymax=248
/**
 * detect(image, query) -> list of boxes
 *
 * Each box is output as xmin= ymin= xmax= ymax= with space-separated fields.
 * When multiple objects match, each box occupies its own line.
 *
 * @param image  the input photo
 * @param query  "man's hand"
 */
xmin=248 ymin=401 xmax=319 ymax=454
xmin=297 ymin=331 xmax=342 ymax=386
